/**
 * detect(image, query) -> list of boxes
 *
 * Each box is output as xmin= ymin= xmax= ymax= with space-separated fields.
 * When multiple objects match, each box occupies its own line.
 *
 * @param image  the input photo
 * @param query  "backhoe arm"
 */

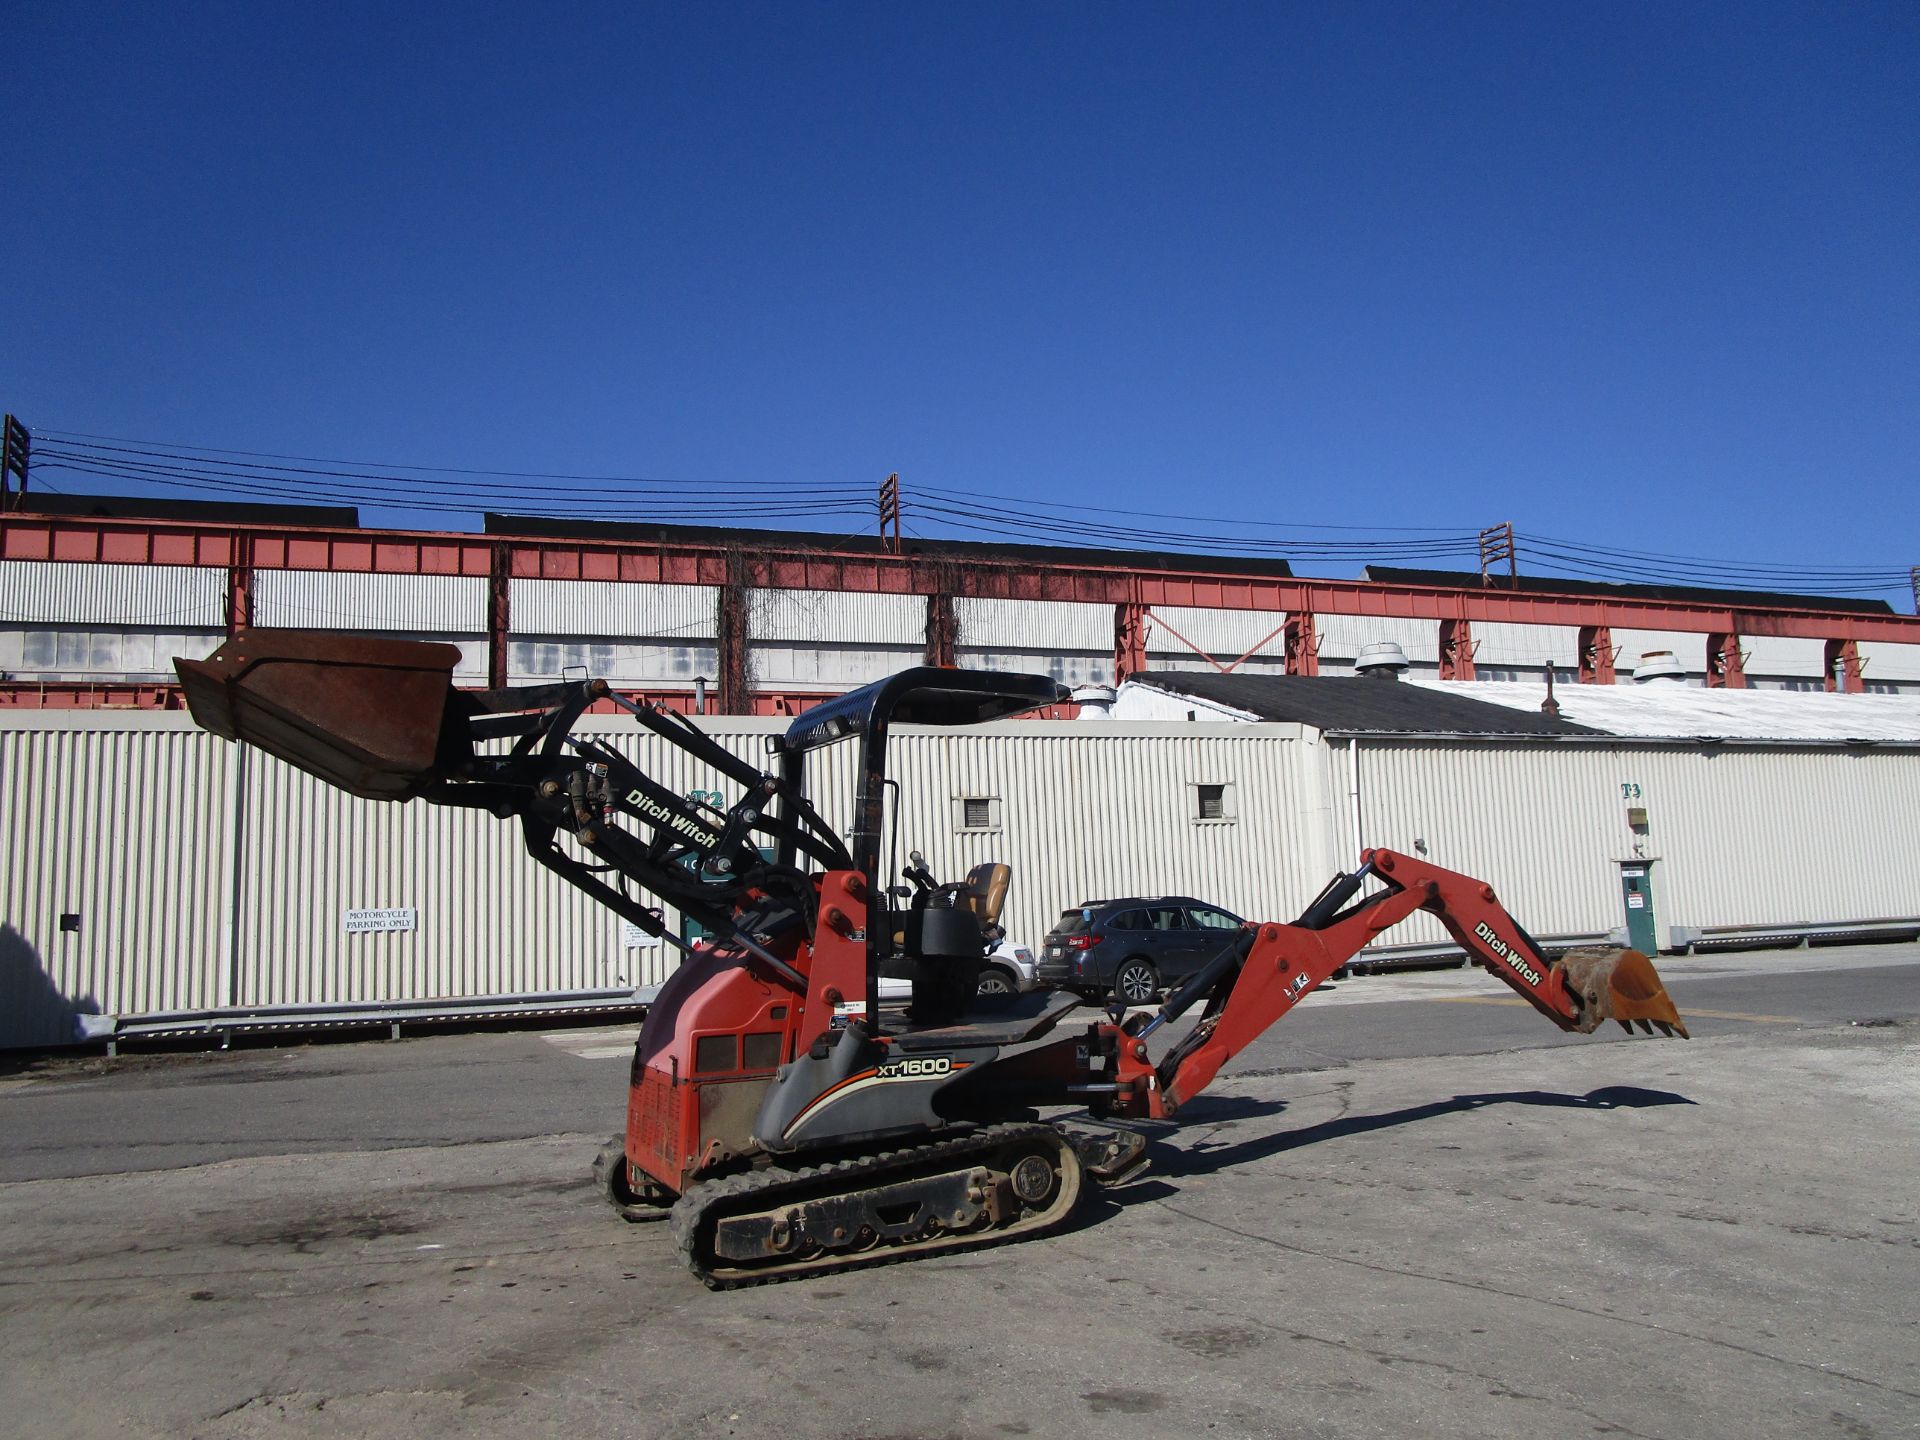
xmin=1118 ymin=848 xmax=1688 ymax=1118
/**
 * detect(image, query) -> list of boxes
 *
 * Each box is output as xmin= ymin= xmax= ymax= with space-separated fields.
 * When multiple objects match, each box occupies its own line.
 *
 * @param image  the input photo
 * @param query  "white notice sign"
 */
xmin=620 ymin=922 xmax=661 ymax=949
xmin=344 ymin=908 xmax=417 ymax=935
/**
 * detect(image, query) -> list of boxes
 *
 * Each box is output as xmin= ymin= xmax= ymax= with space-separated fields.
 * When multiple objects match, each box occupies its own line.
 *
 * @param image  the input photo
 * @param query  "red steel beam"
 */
xmin=6 ymin=512 xmax=1920 ymax=643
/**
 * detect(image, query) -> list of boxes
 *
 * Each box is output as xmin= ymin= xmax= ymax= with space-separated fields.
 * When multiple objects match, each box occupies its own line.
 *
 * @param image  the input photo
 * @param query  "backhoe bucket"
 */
xmin=175 ymin=631 xmax=468 ymax=801
xmin=1554 ymin=946 xmax=1690 ymax=1038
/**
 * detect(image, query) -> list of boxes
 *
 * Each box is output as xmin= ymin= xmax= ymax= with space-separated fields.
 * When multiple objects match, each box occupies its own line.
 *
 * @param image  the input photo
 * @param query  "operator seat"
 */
xmin=899 ymin=861 xmax=1013 ymax=1026
xmin=959 ymin=862 xmax=1011 ymax=944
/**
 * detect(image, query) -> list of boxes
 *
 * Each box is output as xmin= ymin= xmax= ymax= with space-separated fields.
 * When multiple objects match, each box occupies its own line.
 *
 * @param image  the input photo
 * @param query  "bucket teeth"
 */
xmin=1554 ymin=946 xmax=1690 ymax=1040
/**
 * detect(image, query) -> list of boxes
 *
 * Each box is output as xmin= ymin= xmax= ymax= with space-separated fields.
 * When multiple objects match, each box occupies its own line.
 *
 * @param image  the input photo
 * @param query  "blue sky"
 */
xmin=8 ymin=3 xmax=1917 ymax=602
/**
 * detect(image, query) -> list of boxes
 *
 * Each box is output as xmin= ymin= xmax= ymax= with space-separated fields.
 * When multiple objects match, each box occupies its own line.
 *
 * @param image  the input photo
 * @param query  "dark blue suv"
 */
xmin=1037 ymin=897 xmax=1246 ymax=1004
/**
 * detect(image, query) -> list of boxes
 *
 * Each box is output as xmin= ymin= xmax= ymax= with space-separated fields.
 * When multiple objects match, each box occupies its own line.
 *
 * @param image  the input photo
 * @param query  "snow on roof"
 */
xmin=1409 ymin=677 xmax=1920 ymax=744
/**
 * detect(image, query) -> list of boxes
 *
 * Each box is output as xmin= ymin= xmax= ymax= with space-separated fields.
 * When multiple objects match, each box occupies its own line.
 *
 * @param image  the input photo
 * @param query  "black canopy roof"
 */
xmin=782 ymin=667 xmax=1068 ymax=753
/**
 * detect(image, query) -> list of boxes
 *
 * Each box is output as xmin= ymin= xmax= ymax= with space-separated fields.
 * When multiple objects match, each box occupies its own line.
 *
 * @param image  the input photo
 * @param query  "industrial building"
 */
xmin=3 ymin=496 xmax=1919 ymax=1049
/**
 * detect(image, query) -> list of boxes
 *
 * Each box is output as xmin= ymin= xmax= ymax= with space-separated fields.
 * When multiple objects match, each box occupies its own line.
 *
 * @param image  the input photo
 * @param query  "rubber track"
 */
xmin=670 ymin=1122 xmax=1078 ymax=1290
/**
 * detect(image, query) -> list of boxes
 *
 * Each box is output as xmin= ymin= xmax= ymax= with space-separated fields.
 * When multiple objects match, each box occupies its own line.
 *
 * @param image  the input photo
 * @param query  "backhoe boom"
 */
xmin=1114 ymin=849 xmax=1688 ymax=1117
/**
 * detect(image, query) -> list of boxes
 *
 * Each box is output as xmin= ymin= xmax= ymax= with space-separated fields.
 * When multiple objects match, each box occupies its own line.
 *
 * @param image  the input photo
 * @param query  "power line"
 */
xmin=24 ymin=423 xmax=1913 ymax=604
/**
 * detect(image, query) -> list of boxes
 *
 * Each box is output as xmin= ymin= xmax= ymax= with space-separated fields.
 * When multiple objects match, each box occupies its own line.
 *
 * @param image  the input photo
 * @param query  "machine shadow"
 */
xmin=0 ymin=923 xmax=100 ymax=1065
xmin=1149 ymin=1085 xmax=1696 ymax=1182
xmin=1060 ymin=1087 xmax=1694 ymax=1236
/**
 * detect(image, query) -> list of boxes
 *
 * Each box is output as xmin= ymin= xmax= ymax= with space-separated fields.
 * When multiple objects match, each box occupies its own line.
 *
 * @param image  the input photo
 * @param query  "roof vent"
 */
xmin=1071 ymin=684 xmax=1116 ymax=720
xmin=1633 ymin=650 xmax=1686 ymax=683
xmin=1354 ymin=641 xmax=1410 ymax=678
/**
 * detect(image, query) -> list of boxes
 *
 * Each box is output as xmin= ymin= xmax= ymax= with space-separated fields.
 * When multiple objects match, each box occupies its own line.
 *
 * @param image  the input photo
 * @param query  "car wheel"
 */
xmin=976 ymin=966 xmax=1016 ymax=996
xmin=1113 ymin=958 xmax=1158 ymax=1006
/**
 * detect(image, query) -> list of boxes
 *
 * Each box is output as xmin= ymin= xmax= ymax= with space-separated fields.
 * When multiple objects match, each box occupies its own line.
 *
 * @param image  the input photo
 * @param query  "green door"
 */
xmin=1618 ymin=862 xmax=1658 ymax=954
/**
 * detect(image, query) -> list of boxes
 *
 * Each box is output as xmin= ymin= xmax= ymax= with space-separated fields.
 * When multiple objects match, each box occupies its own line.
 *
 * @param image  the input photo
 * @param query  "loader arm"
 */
xmin=175 ymin=630 xmax=853 ymax=979
xmin=1117 ymin=848 xmax=1688 ymax=1118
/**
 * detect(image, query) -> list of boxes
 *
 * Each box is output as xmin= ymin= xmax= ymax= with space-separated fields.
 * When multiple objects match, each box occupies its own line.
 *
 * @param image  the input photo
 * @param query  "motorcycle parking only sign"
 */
xmin=343 ymin=907 xmax=417 ymax=935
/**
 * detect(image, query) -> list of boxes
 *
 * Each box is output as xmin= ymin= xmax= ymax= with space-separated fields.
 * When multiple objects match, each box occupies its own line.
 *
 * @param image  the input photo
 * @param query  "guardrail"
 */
xmin=72 ymin=986 xmax=661 ymax=1054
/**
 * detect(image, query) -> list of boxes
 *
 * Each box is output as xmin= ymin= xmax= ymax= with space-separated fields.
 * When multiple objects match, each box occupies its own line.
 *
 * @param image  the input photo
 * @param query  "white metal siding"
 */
xmin=883 ymin=724 xmax=1322 ymax=951
xmin=1315 ymin=615 xmax=1442 ymax=663
xmin=1613 ymin=629 xmax=1707 ymax=676
xmin=1742 ymin=635 xmax=1826 ymax=679
xmin=252 ymin=571 xmax=487 ymax=632
xmin=1352 ymin=739 xmax=1920 ymax=948
xmin=510 ymin=579 xmax=718 ymax=640
xmin=955 ymin=597 xmax=1113 ymax=650
xmin=1145 ymin=606 xmax=1289 ymax=658
xmin=1471 ymin=622 xmax=1580 ymax=669
xmin=7 ymin=708 xmax=1917 ymax=1047
xmin=1860 ymin=642 xmax=1920 ymax=683
xmin=753 ymin=589 xmax=926 ymax=646
xmin=0 ymin=718 xmax=233 ymax=1046
xmin=0 ymin=560 xmax=224 ymax=627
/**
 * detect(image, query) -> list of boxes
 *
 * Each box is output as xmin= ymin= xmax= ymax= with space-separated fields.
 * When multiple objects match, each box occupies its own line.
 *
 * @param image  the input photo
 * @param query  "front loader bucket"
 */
xmin=175 ymin=631 xmax=468 ymax=801
xmin=1554 ymin=946 xmax=1690 ymax=1038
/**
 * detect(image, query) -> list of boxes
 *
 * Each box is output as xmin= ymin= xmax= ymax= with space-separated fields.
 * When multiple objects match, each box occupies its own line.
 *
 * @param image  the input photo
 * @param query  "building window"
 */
xmin=1193 ymin=782 xmax=1235 ymax=824
xmin=955 ymin=796 xmax=1001 ymax=832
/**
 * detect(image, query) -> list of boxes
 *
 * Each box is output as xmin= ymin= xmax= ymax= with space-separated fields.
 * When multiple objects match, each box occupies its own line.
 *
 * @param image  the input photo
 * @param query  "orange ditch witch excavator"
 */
xmin=178 ymin=633 xmax=1689 ymax=1287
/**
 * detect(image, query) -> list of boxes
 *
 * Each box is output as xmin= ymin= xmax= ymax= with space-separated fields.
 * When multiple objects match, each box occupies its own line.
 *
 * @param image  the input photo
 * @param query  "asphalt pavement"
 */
xmin=1 ymin=944 xmax=1915 ymax=1439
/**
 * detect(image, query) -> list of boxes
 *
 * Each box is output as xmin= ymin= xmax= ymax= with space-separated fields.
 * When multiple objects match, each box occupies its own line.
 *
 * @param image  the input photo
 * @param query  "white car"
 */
xmin=977 ymin=942 xmax=1039 ymax=995
xmin=875 ymin=942 xmax=1038 ymax=1003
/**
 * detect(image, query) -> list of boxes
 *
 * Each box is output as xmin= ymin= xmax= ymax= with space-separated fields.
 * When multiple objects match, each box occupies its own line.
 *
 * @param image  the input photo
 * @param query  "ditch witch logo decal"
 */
xmin=625 ymin=789 xmax=720 ymax=849
xmin=1474 ymin=922 xmax=1542 ymax=986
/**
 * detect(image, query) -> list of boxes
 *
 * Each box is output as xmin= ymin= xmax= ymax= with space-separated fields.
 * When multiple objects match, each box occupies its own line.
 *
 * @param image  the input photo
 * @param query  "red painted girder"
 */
xmin=6 ymin=514 xmax=1919 ymax=641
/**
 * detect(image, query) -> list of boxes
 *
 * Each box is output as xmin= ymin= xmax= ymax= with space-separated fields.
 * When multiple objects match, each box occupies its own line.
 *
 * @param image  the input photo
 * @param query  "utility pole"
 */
xmin=878 ymin=472 xmax=901 ymax=554
xmin=1 ymin=415 xmax=28 ymax=512
xmin=1911 ymin=566 xmax=1919 ymax=616
xmin=1478 ymin=522 xmax=1515 ymax=585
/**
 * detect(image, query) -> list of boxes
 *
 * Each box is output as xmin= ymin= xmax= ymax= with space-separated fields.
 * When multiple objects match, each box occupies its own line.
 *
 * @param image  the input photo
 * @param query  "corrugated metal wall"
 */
xmin=1 ymin=711 xmax=1322 ymax=1045
xmin=1472 ymin=621 xmax=1579 ymax=669
xmin=955 ymin=596 xmax=1113 ymax=649
xmin=754 ymin=589 xmax=926 ymax=646
xmin=0 ymin=560 xmax=225 ymax=627
xmin=1743 ymin=635 xmax=1827 ymax=677
xmin=1613 ymin=629 xmax=1706 ymax=674
xmin=1 ymin=716 xmax=234 ymax=1046
xmin=1315 ymin=615 xmax=1442 ymax=664
xmin=7 ymin=708 xmax=1916 ymax=1047
xmin=1146 ymin=606 xmax=1289 ymax=658
xmin=510 ymin=579 xmax=718 ymax=639
xmin=1860 ymin=641 xmax=1920 ymax=683
xmin=1351 ymin=738 xmax=1920 ymax=948
xmin=883 ymin=723 xmax=1325 ymax=949
xmin=252 ymin=571 xmax=487 ymax=632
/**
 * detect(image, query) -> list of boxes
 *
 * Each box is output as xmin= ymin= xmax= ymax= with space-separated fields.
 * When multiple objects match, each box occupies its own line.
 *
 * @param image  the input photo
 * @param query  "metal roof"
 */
xmin=1124 ymin=671 xmax=1602 ymax=736
xmin=483 ymin=513 xmax=1298 ymax=580
xmin=22 ymin=490 xmax=360 ymax=528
